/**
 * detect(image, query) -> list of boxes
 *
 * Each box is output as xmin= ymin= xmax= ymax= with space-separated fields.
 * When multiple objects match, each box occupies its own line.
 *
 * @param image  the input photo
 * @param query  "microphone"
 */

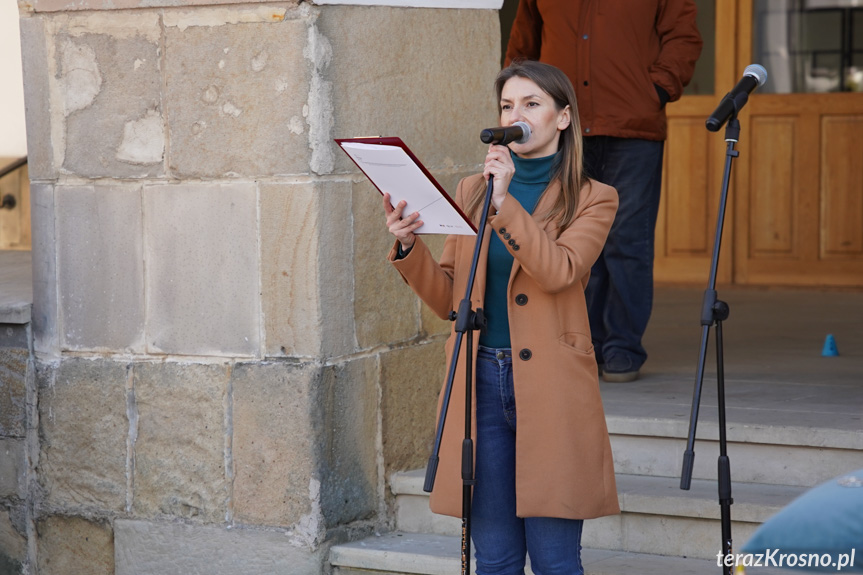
xmin=706 ymin=64 xmax=768 ymax=132
xmin=480 ymin=121 xmax=531 ymax=145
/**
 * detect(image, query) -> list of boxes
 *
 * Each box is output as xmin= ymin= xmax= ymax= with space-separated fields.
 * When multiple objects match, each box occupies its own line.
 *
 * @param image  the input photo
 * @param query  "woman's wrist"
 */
xmin=492 ymin=193 xmax=506 ymax=212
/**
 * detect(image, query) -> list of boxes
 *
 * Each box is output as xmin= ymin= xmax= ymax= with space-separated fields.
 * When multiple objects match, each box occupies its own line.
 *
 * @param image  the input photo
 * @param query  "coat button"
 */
xmin=508 ymin=239 xmax=516 ymax=246
xmin=513 ymin=244 xmax=520 ymax=251
xmin=515 ymin=294 xmax=528 ymax=305
xmin=503 ymin=233 xmax=511 ymax=239
xmin=499 ymin=227 xmax=507 ymax=234
xmin=519 ymin=348 xmax=532 ymax=361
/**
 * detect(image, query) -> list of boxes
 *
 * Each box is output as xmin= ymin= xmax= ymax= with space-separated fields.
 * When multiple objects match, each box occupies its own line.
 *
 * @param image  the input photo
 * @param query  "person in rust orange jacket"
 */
xmin=507 ymin=0 xmax=703 ymax=382
xmin=383 ymin=61 xmax=619 ymax=574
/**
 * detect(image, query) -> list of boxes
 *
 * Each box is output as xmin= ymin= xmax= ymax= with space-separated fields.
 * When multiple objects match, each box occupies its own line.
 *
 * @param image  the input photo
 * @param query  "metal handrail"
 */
xmin=0 ymin=157 xmax=27 ymax=210
xmin=0 ymin=156 xmax=27 ymax=180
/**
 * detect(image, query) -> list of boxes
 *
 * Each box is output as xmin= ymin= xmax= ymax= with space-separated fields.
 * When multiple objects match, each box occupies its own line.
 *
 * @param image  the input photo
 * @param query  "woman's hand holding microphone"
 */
xmin=483 ymin=144 xmax=515 ymax=212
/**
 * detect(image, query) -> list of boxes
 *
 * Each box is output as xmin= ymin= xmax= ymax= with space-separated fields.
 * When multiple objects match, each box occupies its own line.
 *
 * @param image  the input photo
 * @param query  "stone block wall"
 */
xmin=0 ymin=344 xmax=33 ymax=575
xmin=10 ymin=0 xmax=500 ymax=573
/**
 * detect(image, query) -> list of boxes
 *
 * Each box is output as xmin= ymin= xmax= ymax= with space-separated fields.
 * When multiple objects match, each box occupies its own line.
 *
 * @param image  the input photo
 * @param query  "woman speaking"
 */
xmin=382 ymin=60 xmax=620 ymax=575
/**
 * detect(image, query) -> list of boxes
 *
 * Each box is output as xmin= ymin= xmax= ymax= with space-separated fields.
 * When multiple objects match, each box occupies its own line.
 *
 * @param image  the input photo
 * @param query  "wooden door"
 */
xmin=656 ymin=0 xmax=863 ymax=288
xmin=734 ymin=2 xmax=863 ymax=287
xmin=0 ymin=158 xmax=30 ymax=251
xmin=656 ymin=0 xmax=738 ymax=285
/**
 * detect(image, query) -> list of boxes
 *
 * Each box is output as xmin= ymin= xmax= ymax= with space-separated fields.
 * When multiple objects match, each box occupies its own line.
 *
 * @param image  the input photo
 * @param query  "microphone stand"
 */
xmin=423 ymin=175 xmax=494 ymax=575
xmin=680 ymin=113 xmax=742 ymax=575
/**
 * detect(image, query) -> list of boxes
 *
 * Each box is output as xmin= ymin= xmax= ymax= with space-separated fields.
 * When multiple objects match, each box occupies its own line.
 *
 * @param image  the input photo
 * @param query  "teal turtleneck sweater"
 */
xmin=479 ymin=151 xmax=557 ymax=348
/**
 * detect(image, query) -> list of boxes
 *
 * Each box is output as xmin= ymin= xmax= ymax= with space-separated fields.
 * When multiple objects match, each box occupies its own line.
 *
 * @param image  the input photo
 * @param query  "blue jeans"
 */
xmin=471 ymin=346 xmax=584 ymax=575
xmin=583 ymin=137 xmax=664 ymax=371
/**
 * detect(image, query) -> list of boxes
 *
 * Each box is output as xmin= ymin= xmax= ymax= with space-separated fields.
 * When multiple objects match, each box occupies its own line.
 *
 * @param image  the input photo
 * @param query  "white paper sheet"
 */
xmin=340 ymin=142 xmax=476 ymax=236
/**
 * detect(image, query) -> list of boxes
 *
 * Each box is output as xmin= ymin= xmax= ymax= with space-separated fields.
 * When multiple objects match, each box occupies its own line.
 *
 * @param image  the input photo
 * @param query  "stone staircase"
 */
xmin=329 ymin=384 xmax=863 ymax=575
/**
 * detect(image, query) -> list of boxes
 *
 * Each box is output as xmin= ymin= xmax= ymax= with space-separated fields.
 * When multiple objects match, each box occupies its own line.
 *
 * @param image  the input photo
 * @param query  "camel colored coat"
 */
xmin=388 ymin=173 xmax=620 ymax=520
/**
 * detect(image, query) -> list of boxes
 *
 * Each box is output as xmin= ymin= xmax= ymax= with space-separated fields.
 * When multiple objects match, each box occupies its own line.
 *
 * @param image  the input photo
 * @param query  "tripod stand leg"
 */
xmin=681 ymin=321 xmax=711 ymax=490
xmin=461 ymin=330 xmax=474 ymax=575
xmin=715 ymin=318 xmax=734 ymax=575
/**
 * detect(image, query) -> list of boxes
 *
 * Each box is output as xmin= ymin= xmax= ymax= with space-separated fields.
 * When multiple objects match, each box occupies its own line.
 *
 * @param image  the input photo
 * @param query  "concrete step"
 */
xmin=0 ymin=250 xmax=32 ymax=331
xmin=391 ymin=471 xmax=805 ymax=560
xmin=605 ymin=412 xmax=863 ymax=489
xmin=329 ymin=531 xmax=789 ymax=575
xmin=599 ymin=372 xmax=863 ymax=490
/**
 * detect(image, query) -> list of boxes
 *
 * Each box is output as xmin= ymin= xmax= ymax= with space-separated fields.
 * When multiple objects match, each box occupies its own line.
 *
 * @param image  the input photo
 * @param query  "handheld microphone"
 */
xmin=480 ymin=121 xmax=531 ymax=145
xmin=706 ymin=64 xmax=768 ymax=132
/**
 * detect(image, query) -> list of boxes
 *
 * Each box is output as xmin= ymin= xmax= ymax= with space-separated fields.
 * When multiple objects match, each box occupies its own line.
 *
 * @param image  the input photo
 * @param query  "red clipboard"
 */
xmin=334 ymin=137 xmax=477 ymax=235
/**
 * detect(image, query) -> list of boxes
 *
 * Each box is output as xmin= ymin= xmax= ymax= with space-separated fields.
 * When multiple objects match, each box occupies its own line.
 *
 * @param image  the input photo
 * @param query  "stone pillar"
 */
xmin=14 ymin=0 xmax=500 ymax=573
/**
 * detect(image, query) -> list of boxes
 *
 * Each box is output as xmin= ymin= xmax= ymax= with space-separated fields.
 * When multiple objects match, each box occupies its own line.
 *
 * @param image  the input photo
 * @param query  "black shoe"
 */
xmin=601 ymin=354 xmax=640 ymax=383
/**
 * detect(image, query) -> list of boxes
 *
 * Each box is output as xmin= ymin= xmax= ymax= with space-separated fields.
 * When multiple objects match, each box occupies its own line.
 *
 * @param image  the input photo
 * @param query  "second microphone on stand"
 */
xmin=480 ymin=121 xmax=531 ymax=145
xmin=706 ymin=64 xmax=768 ymax=132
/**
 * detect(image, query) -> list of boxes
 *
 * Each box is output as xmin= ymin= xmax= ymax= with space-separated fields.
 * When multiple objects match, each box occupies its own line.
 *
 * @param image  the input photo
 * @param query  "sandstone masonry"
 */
xmin=7 ymin=1 xmax=501 ymax=573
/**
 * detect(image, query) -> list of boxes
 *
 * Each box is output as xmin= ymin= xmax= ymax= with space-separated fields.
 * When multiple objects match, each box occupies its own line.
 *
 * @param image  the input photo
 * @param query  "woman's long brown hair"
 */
xmin=465 ymin=60 xmax=588 ymax=232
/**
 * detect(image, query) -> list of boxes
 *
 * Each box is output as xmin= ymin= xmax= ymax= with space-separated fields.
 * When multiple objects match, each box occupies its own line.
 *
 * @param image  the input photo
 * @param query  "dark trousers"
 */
xmin=471 ymin=346 xmax=585 ymax=575
xmin=583 ymin=136 xmax=664 ymax=371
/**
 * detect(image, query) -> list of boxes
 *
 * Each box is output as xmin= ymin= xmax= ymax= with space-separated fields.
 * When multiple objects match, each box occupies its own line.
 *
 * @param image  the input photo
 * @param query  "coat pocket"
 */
xmin=558 ymin=331 xmax=594 ymax=355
